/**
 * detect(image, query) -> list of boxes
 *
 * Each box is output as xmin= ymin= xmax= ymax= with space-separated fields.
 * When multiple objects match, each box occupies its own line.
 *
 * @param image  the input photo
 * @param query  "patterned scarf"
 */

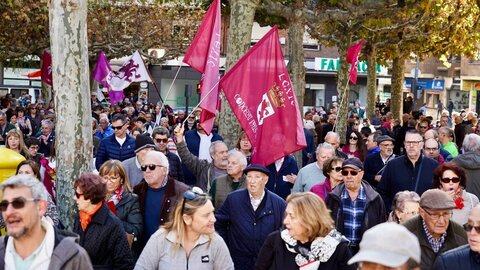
xmin=106 ymin=185 xmax=123 ymax=216
xmin=422 ymin=219 xmax=447 ymax=253
xmin=79 ymin=202 xmax=103 ymax=231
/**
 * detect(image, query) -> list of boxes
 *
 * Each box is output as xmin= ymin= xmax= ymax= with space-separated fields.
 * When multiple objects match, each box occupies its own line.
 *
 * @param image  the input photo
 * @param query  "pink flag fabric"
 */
xmin=92 ymin=51 xmax=112 ymax=89
xmin=220 ymin=26 xmax=307 ymax=166
xmin=182 ymin=0 xmax=221 ymax=134
xmin=346 ymin=39 xmax=365 ymax=85
xmin=41 ymin=51 xmax=53 ymax=86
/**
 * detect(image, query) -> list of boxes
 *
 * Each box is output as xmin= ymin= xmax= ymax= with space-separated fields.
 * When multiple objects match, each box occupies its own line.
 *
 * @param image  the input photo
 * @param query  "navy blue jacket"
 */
xmin=377 ymin=154 xmax=438 ymax=211
xmin=215 ymin=188 xmax=286 ymax=270
xmin=433 ymin=245 xmax=480 ymax=270
xmin=95 ymin=134 xmax=135 ymax=170
xmin=266 ymin=155 xmax=298 ymax=200
xmin=182 ymin=129 xmax=223 ymax=185
xmin=363 ymin=152 xmax=395 ymax=188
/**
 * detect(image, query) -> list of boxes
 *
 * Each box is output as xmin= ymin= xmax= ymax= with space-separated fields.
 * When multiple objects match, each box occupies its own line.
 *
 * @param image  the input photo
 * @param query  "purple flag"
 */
xmin=92 ymin=51 xmax=112 ymax=89
xmin=108 ymin=91 xmax=125 ymax=105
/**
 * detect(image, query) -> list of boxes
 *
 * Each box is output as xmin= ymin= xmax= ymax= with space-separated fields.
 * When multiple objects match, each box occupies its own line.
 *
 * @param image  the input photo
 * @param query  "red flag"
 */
xmin=183 ymin=0 xmax=221 ymax=134
xmin=220 ymin=26 xmax=307 ymax=166
xmin=25 ymin=70 xmax=41 ymax=78
xmin=346 ymin=39 xmax=365 ymax=85
xmin=41 ymin=50 xmax=53 ymax=85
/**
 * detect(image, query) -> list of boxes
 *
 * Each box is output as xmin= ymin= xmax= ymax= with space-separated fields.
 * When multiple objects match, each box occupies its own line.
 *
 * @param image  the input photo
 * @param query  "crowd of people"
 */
xmin=1 ymin=91 xmax=480 ymax=269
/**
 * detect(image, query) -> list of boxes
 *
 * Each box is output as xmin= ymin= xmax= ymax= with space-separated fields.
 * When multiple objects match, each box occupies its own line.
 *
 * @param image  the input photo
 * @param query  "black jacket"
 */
xmin=255 ymin=230 xmax=355 ymax=270
xmin=73 ymin=203 xmax=134 ymax=270
xmin=433 ymin=245 xmax=480 ymax=270
xmin=325 ymin=181 xmax=386 ymax=244
xmin=115 ymin=192 xmax=142 ymax=238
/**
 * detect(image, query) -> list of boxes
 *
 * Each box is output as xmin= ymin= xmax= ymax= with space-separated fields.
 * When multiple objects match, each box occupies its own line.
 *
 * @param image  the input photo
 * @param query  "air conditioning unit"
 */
xmin=148 ymin=49 xmax=165 ymax=59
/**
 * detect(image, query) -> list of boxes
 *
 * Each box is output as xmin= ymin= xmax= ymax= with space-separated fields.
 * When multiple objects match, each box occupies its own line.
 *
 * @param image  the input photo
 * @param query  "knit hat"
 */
xmin=134 ymin=134 xmax=157 ymax=153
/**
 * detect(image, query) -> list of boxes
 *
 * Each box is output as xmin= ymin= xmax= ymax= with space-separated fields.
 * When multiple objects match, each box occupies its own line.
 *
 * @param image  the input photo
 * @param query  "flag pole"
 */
xmin=159 ymin=65 xmax=183 ymax=114
xmin=181 ymin=80 xmax=219 ymax=126
xmin=145 ymin=64 xmax=164 ymax=104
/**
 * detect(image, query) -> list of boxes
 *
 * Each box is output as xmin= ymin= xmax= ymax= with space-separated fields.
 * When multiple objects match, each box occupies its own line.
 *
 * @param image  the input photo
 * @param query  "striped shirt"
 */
xmin=341 ymin=185 xmax=366 ymax=245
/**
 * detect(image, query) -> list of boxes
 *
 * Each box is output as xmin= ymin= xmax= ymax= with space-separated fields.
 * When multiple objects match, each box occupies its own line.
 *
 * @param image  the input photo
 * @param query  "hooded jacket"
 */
xmin=453 ymin=152 xmax=480 ymax=199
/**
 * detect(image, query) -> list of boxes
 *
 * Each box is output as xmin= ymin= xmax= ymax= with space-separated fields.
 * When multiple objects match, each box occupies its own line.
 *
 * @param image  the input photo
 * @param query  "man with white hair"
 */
xmin=453 ymin=134 xmax=480 ymax=199
xmin=433 ymin=205 xmax=480 ymax=269
xmin=292 ymin=143 xmax=335 ymax=192
xmin=0 ymin=175 xmax=92 ymax=269
xmin=38 ymin=119 xmax=55 ymax=157
xmin=324 ymin=131 xmax=348 ymax=159
xmin=209 ymin=150 xmax=248 ymax=208
xmin=133 ymin=151 xmax=189 ymax=251
xmin=348 ymin=223 xmax=421 ymax=270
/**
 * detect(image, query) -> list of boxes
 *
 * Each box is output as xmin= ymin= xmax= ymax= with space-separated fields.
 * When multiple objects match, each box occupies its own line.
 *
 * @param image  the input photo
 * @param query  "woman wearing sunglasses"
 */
xmin=341 ymin=130 xmax=367 ymax=162
xmin=255 ymin=192 xmax=355 ymax=270
xmin=135 ymin=187 xmax=234 ymax=269
xmin=433 ymin=162 xmax=479 ymax=224
xmin=310 ymin=157 xmax=344 ymax=200
xmin=73 ymin=173 xmax=134 ymax=270
xmin=99 ymin=160 xmax=142 ymax=248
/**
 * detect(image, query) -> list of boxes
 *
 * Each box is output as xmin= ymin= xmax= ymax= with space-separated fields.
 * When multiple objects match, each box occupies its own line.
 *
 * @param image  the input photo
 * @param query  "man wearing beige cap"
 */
xmin=403 ymin=189 xmax=467 ymax=270
xmin=348 ymin=222 xmax=421 ymax=269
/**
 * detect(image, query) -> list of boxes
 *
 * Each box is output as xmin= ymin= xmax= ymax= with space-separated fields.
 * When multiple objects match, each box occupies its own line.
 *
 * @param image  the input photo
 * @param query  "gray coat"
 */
xmin=0 ymin=229 xmax=93 ymax=270
xmin=453 ymin=152 xmax=480 ymax=199
xmin=177 ymin=140 xmax=226 ymax=192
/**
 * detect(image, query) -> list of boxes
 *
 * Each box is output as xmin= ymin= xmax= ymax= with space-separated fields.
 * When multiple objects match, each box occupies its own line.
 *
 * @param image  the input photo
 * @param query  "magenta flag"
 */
xmin=182 ymin=0 xmax=221 ymax=134
xmin=220 ymin=26 xmax=307 ymax=166
xmin=108 ymin=91 xmax=125 ymax=105
xmin=41 ymin=50 xmax=52 ymax=86
xmin=92 ymin=51 xmax=112 ymax=89
xmin=346 ymin=39 xmax=365 ymax=85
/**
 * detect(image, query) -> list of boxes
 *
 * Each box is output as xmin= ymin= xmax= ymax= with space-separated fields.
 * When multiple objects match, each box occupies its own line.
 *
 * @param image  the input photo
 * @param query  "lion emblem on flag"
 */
xmin=256 ymin=83 xmax=286 ymax=125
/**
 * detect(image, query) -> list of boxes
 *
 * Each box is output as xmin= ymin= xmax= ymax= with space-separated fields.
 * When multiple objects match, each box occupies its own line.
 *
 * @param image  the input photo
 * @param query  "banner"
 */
xmin=41 ymin=51 xmax=53 ymax=86
xmin=220 ymin=26 xmax=306 ymax=166
xmin=182 ymin=0 xmax=221 ymax=134
xmin=346 ymin=39 xmax=365 ymax=85
xmin=108 ymin=50 xmax=152 ymax=91
xmin=92 ymin=50 xmax=112 ymax=89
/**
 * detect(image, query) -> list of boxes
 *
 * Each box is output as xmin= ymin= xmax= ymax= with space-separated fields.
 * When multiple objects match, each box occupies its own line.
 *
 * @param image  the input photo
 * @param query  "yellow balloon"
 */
xmin=0 ymin=148 xmax=26 ymax=183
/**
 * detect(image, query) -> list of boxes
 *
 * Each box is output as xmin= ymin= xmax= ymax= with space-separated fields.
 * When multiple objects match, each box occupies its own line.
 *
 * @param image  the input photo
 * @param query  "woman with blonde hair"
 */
xmin=99 ymin=160 xmax=142 ymax=247
xmin=255 ymin=192 xmax=354 ymax=270
xmin=135 ymin=187 xmax=233 ymax=270
xmin=5 ymin=129 xmax=30 ymax=159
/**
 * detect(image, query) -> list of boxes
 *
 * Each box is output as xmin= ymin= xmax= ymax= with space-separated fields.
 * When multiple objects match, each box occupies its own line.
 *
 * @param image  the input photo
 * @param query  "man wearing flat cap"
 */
xmin=363 ymin=135 xmax=396 ymax=188
xmin=215 ymin=164 xmax=286 ymax=270
xmin=348 ymin=222 xmax=421 ymax=270
xmin=326 ymin=157 xmax=386 ymax=254
xmin=403 ymin=189 xmax=467 ymax=270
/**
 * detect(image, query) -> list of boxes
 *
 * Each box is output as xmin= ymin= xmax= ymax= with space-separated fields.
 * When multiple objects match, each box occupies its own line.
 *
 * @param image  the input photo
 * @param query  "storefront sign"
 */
xmin=314 ymin=57 xmax=387 ymax=75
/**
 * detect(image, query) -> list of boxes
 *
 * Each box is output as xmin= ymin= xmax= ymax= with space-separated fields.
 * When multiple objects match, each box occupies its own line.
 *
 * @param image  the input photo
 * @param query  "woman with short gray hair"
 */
xmin=388 ymin=191 xmax=420 ymax=223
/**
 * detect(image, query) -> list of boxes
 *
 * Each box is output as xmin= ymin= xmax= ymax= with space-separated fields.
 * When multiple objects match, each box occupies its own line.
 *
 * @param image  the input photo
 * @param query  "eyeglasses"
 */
xmin=404 ymin=141 xmax=422 ymax=146
xmin=423 ymin=208 xmax=452 ymax=221
xmin=75 ymin=192 xmax=84 ymax=199
xmin=140 ymin=164 xmax=164 ymax=171
xmin=103 ymin=175 xmax=121 ymax=182
xmin=401 ymin=210 xmax=419 ymax=216
xmin=349 ymin=137 xmax=358 ymax=140
xmin=341 ymin=170 xmax=360 ymax=176
xmin=441 ymin=177 xmax=461 ymax=184
xmin=333 ymin=166 xmax=342 ymax=172
xmin=419 ymin=126 xmax=428 ymax=129
xmin=181 ymin=187 xmax=206 ymax=214
xmin=463 ymin=223 xmax=480 ymax=233
xmin=111 ymin=124 xmax=125 ymax=130
xmin=155 ymin=138 xmax=169 ymax=144
xmin=380 ymin=143 xmax=393 ymax=148
xmin=425 ymin=147 xmax=439 ymax=152
xmin=0 ymin=197 xmax=37 ymax=212
xmin=354 ymin=123 xmax=359 ymax=125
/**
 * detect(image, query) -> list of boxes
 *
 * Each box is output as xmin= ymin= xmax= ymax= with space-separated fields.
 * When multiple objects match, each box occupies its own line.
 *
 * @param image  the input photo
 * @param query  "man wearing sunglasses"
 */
xmin=378 ymin=130 xmax=438 ymax=211
xmin=325 ymin=157 xmax=386 ymax=254
xmin=433 ymin=205 xmax=480 ymax=269
xmin=403 ymin=189 xmax=467 ymax=270
xmin=133 ymin=151 xmax=189 ymax=252
xmin=0 ymin=175 xmax=92 ymax=269
xmin=151 ymin=127 xmax=184 ymax=183
xmin=95 ymin=113 xmax=136 ymax=170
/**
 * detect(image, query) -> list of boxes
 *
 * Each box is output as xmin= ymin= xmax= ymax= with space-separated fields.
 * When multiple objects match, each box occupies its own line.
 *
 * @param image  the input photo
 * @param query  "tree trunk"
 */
xmin=287 ymin=6 xmax=305 ymax=168
xmin=391 ymin=54 xmax=406 ymax=119
xmin=335 ymin=39 xmax=351 ymax=145
xmin=49 ymin=0 xmax=92 ymax=229
xmin=366 ymin=45 xmax=377 ymax=119
xmin=0 ymin=62 xmax=3 ymax=85
xmin=218 ymin=0 xmax=261 ymax=148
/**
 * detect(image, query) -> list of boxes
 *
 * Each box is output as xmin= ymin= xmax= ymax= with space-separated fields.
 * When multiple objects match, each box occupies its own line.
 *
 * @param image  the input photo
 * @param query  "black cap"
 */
xmin=134 ymin=134 xmax=157 ymax=153
xmin=376 ymin=135 xmax=395 ymax=144
xmin=342 ymin=157 xmax=364 ymax=171
xmin=243 ymin=164 xmax=270 ymax=176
